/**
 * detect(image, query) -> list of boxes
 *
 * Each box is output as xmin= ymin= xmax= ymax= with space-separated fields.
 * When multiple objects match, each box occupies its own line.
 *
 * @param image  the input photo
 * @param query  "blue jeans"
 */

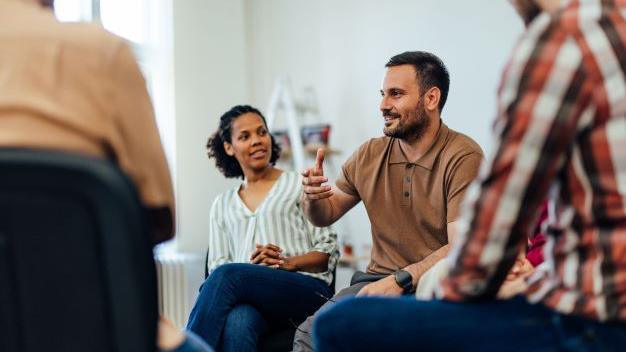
xmin=187 ymin=263 xmax=332 ymax=352
xmin=313 ymin=296 xmax=626 ymax=352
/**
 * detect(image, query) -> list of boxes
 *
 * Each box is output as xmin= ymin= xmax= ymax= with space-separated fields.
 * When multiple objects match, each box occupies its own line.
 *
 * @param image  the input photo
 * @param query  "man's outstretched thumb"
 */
xmin=314 ymin=148 xmax=325 ymax=175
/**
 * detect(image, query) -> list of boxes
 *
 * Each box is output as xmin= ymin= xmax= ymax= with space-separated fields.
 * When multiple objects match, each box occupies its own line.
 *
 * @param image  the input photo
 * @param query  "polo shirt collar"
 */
xmin=388 ymin=120 xmax=449 ymax=170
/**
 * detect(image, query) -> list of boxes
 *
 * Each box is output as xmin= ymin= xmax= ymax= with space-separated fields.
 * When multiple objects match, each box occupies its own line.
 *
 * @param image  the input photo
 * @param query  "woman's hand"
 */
xmin=250 ymin=243 xmax=299 ymax=271
xmin=251 ymin=244 xmax=329 ymax=273
xmin=250 ymin=243 xmax=283 ymax=268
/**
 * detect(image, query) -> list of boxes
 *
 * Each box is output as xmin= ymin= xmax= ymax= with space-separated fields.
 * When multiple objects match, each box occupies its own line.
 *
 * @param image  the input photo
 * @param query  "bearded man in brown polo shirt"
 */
xmin=292 ymin=51 xmax=483 ymax=351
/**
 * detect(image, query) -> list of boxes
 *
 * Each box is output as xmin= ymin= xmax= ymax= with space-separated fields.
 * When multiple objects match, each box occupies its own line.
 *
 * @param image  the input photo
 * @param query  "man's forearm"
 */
xmin=301 ymin=195 xmax=335 ymax=227
xmin=404 ymin=244 xmax=450 ymax=288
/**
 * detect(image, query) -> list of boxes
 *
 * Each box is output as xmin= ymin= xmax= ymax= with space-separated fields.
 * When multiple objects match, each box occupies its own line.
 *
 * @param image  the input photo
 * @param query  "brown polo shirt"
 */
xmin=0 ymin=1 xmax=174 ymax=242
xmin=336 ymin=122 xmax=483 ymax=274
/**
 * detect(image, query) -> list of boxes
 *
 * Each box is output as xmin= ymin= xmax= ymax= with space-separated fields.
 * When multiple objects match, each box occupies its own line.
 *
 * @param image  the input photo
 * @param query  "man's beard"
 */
xmin=383 ymin=101 xmax=430 ymax=142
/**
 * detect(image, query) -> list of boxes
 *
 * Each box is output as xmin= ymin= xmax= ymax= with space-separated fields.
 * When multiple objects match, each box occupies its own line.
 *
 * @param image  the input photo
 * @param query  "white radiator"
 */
xmin=154 ymin=253 xmax=205 ymax=329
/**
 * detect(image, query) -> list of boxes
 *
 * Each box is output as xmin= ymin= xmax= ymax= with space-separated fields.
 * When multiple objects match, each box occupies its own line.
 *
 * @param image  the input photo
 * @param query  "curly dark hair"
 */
xmin=207 ymin=105 xmax=281 ymax=179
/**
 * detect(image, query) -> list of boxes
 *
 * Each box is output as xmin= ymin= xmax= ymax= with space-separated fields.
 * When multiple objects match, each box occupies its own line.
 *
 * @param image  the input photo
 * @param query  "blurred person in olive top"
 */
xmin=313 ymin=1 xmax=626 ymax=351
xmin=0 ymin=0 xmax=174 ymax=243
xmin=293 ymin=51 xmax=484 ymax=352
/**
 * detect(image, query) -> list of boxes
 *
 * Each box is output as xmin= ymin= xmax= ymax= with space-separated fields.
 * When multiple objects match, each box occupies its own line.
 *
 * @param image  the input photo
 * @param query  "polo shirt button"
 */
xmin=404 ymin=191 xmax=410 ymax=197
xmin=406 ymin=164 xmax=413 ymax=169
xmin=405 ymin=177 xmax=411 ymax=182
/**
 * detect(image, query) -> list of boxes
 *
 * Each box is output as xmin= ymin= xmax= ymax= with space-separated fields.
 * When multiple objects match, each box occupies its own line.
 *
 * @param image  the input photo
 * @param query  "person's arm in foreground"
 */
xmin=110 ymin=41 xmax=175 ymax=244
xmin=441 ymin=25 xmax=591 ymax=301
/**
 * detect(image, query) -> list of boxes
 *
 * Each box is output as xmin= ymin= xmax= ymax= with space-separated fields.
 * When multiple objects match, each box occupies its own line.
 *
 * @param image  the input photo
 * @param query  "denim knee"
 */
xmin=210 ymin=263 xmax=242 ymax=278
xmin=313 ymin=300 xmax=344 ymax=345
xmin=224 ymin=304 xmax=263 ymax=332
xmin=196 ymin=264 xmax=241 ymax=298
xmin=205 ymin=263 xmax=250 ymax=285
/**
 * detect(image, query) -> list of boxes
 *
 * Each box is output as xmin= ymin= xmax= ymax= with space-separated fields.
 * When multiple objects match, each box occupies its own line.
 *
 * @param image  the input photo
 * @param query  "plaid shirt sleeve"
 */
xmin=440 ymin=15 xmax=594 ymax=301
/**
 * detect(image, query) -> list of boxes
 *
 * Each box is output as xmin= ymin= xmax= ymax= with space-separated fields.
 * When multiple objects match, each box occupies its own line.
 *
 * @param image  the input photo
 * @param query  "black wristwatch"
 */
xmin=393 ymin=269 xmax=413 ymax=293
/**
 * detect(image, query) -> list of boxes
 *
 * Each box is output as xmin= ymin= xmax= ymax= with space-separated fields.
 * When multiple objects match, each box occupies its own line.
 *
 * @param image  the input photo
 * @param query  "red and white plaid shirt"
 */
xmin=441 ymin=0 xmax=626 ymax=322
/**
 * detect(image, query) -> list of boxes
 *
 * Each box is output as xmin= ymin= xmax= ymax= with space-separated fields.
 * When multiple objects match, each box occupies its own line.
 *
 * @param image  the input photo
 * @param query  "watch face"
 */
xmin=395 ymin=270 xmax=412 ymax=291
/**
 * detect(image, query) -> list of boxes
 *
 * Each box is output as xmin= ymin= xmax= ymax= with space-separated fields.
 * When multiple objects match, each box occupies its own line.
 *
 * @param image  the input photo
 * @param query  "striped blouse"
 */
xmin=442 ymin=0 xmax=626 ymax=322
xmin=206 ymin=171 xmax=338 ymax=285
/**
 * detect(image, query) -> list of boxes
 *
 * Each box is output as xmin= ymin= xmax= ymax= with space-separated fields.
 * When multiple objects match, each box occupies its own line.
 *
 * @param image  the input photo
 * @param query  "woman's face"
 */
xmin=224 ymin=112 xmax=273 ymax=173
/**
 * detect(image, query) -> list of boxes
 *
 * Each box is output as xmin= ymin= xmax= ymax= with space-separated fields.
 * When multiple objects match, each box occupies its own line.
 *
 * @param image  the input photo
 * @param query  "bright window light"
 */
xmin=54 ymin=0 xmax=89 ymax=22
xmin=100 ymin=0 xmax=148 ymax=44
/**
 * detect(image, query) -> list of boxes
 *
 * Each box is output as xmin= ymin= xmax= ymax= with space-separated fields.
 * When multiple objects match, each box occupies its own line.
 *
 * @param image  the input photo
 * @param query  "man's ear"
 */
xmin=224 ymin=141 xmax=235 ymax=156
xmin=423 ymin=87 xmax=441 ymax=112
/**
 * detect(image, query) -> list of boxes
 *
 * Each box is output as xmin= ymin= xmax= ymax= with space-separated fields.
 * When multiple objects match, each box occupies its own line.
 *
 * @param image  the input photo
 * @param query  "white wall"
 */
xmin=173 ymin=0 xmax=249 ymax=252
xmin=172 ymin=0 xmax=526 ymax=255
xmin=244 ymin=0 xmax=525 ymax=257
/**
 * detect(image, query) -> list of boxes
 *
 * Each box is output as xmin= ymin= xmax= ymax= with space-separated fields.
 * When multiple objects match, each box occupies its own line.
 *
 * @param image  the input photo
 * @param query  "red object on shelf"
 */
xmin=301 ymin=123 xmax=331 ymax=146
xmin=343 ymin=243 xmax=353 ymax=256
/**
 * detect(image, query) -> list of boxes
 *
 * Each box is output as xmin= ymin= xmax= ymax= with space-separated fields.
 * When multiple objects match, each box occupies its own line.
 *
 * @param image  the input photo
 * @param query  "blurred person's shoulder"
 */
xmin=530 ymin=0 xmax=618 ymax=39
xmin=57 ymin=22 xmax=127 ymax=56
xmin=4 ymin=2 xmax=130 ymax=65
xmin=46 ymin=19 xmax=130 ymax=66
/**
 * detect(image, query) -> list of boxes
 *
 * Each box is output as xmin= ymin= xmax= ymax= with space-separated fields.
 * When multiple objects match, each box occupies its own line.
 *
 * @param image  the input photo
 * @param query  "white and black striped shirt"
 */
xmin=207 ymin=171 xmax=338 ymax=285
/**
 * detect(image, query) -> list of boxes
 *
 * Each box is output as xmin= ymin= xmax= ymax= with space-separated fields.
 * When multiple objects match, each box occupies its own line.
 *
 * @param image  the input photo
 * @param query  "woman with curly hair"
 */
xmin=186 ymin=105 xmax=338 ymax=352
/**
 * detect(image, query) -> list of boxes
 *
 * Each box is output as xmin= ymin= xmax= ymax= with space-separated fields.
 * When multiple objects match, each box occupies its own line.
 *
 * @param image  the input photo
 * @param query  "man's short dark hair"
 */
xmin=386 ymin=51 xmax=450 ymax=112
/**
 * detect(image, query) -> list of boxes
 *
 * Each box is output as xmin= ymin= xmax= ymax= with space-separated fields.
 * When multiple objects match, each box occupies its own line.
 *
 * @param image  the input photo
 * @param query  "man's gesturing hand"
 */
xmin=302 ymin=148 xmax=333 ymax=201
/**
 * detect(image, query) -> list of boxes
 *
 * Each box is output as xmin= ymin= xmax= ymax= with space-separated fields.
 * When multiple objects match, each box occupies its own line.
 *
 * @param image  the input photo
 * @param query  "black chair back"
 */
xmin=0 ymin=149 xmax=158 ymax=352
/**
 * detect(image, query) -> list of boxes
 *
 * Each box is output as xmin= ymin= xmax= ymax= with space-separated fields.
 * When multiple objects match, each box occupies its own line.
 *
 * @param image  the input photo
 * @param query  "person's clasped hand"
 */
xmin=250 ymin=243 xmax=297 ymax=271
